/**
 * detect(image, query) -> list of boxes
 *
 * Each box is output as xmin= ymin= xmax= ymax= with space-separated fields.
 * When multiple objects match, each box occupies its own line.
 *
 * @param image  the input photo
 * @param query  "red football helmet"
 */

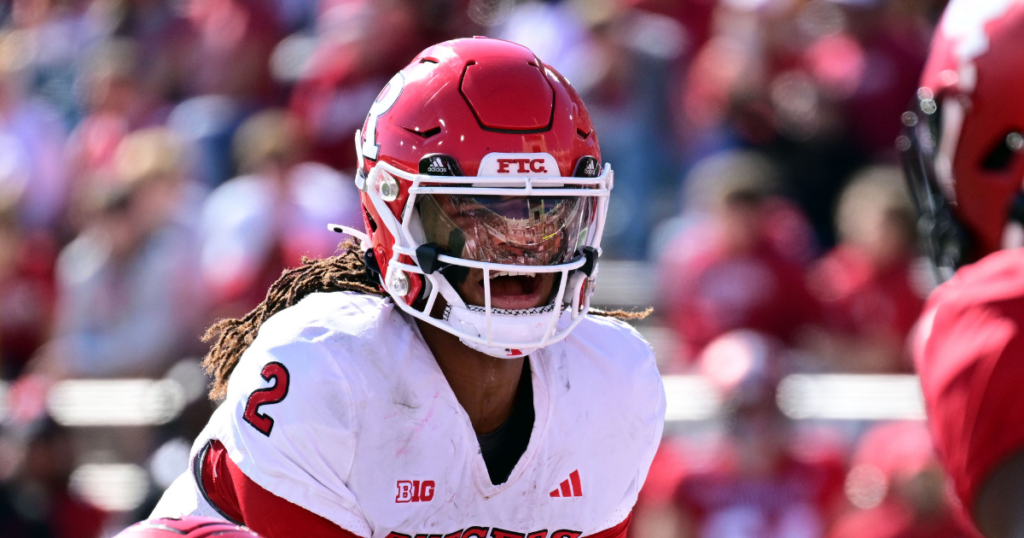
xmin=114 ymin=517 xmax=262 ymax=538
xmin=334 ymin=37 xmax=610 ymax=358
xmin=900 ymin=0 xmax=1024 ymax=279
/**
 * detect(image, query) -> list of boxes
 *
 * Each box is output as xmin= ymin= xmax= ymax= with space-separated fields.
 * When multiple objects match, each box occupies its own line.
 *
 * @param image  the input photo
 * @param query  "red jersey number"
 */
xmin=243 ymin=362 xmax=290 ymax=436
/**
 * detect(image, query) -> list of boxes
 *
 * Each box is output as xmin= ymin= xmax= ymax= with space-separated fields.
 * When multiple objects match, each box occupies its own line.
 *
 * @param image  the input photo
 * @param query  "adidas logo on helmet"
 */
xmin=418 ymin=154 xmax=462 ymax=176
xmin=427 ymin=157 xmax=447 ymax=174
xmin=573 ymin=156 xmax=600 ymax=178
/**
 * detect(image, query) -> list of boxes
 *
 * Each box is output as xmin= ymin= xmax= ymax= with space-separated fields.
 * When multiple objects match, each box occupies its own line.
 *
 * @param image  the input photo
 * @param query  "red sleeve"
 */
xmin=585 ymin=513 xmax=631 ymax=538
xmin=914 ymin=249 xmax=1024 ymax=516
xmin=200 ymin=440 xmax=362 ymax=538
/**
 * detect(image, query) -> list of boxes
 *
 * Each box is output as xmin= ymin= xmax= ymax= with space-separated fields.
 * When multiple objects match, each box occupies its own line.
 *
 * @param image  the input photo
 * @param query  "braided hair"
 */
xmin=201 ymin=243 xmax=649 ymax=399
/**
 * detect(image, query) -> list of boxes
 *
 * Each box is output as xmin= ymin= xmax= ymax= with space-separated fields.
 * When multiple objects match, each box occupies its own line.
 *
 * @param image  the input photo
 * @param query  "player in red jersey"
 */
xmin=900 ymin=1 xmax=1024 ymax=536
xmin=146 ymin=37 xmax=665 ymax=538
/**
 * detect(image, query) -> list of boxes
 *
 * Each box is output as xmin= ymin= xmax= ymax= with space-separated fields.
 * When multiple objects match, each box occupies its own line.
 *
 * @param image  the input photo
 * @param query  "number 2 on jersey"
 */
xmin=243 ymin=362 xmax=290 ymax=437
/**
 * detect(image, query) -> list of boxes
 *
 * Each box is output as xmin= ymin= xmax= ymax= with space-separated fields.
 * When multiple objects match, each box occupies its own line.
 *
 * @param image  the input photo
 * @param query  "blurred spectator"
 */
xmin=159 ymin=0 xmax=283 ymax=104
xmin=829 ymin=422 xmax=969 ymax=538
xmin=628 ymin=0 xmax=716 ymax=63
xmin=0 ymin=417 xmax=106 ymax=538
xmin=829 ymin=0 xmax=930 ymax=157
xmin=649 ymin=331 xmax=846 ymax=537
xmin=152 ymin=0 xmax=286 ymax=187
xmin=659 ymin=152 xmax=820 ymax=366
xmin=0 ymin=30 xmax=69 ymax=232
xmin=34 ymin=128 xmax=205 ymax=378
xmin=200 ymin=109 xmax=361 ymax=317
xmin=0 ymin=203 xmax=56 ymax=379
xmin=677 ymin=0 xmax=930 ymax=248
xmin=807 ymin=166 xmax=926 ymax=372
xmin=290 ymin=0 xmax=474 ymax=172
xmin=8 ymin=0 xmax=104 ymax=127
xmin=268 ymin=0 xmax=319 ymax=34
xmin=64 ymin=38 xmax=170 ymax=230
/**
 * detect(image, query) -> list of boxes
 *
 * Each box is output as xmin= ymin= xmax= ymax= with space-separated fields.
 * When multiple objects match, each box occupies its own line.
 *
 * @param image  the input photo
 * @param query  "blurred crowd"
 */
xmin=0 ymin=0 xmax=971 ymax=537
xmin=631 ymin=331 xmax=967 ymax=538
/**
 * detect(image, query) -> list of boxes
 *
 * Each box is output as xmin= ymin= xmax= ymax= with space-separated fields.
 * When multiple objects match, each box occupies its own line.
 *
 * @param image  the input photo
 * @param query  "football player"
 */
xmin=901 ymin=1 xmax=1024 ymax=537
xmin=149 ymin=37 xmax=665 ymax=538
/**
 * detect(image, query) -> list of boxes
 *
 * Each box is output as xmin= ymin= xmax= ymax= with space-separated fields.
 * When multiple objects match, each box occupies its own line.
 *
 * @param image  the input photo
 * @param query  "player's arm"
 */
xmin=197 ymin=439 xmax=361 ymax=538
xmin=159 ymin=324 xmax=373 ymax=538
xmin=913 ymin=258 xmax=1024 ymax=538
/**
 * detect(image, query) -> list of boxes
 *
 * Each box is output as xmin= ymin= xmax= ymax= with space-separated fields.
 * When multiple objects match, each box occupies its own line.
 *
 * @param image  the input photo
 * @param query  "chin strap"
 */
xmin=442 ymin=301 xmax=562 ymax=359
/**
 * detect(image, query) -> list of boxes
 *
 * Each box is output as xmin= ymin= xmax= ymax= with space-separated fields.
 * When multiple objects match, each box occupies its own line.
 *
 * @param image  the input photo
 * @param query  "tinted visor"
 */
xmin=418 ymin=193 xmax=596 ymax=265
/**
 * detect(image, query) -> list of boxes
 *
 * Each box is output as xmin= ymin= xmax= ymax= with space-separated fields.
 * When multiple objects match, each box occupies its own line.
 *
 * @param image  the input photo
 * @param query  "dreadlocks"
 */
xmin=201 ymin=243 xmax=650 ymax=400
xmin=202 ymin=244 xmax=381 ymax=399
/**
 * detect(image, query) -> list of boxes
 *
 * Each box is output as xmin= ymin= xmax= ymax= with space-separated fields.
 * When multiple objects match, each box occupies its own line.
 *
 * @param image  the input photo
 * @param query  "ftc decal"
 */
xmin=477 ymin=153 xmax=560 ymax=178
xmin=396 ymin=480 xmax=435 ymax=503
xmin=497 ymin=158 xmax=547 ymax=174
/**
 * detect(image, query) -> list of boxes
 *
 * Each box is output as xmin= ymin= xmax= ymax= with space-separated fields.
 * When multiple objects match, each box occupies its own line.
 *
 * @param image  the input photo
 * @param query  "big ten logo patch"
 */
xmin=396 ymin=480 xmax=436 ymax=503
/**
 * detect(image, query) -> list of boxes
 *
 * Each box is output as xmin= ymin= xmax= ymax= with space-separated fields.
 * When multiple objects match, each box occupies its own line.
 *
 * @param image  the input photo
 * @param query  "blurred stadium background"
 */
xmin=0 ymin=0 xmax=968 ymax=537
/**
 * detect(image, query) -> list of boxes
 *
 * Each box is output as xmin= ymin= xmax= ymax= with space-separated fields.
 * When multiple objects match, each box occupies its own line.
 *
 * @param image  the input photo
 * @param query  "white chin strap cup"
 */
xmin=443 ymin=302 xmax=565 ymax=359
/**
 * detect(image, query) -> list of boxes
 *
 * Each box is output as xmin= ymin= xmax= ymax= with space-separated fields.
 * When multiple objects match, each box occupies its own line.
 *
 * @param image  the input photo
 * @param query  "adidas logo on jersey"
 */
xmin=549 ymin=470 xmax=583 ymax=498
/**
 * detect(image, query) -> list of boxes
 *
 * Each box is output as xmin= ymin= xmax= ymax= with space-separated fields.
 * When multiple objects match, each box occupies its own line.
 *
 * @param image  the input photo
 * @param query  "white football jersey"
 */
xmin=153 ymin=291 xmax=666 ymax=538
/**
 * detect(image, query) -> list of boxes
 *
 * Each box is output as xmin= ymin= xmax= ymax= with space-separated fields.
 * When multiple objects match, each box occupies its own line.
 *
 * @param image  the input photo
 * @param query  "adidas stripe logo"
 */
xmin=427 ymin=157 xmax=447 ymax=174
xmin=549 ymin=470 xmax=582 ymax=498
xmin=573 ymin=156 xmax=599 ymax=178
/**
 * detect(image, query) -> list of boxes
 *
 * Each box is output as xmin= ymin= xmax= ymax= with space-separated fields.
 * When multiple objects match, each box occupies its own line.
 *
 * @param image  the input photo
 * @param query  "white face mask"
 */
xmin=349 ymin=149 xmax=612 ymax=359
